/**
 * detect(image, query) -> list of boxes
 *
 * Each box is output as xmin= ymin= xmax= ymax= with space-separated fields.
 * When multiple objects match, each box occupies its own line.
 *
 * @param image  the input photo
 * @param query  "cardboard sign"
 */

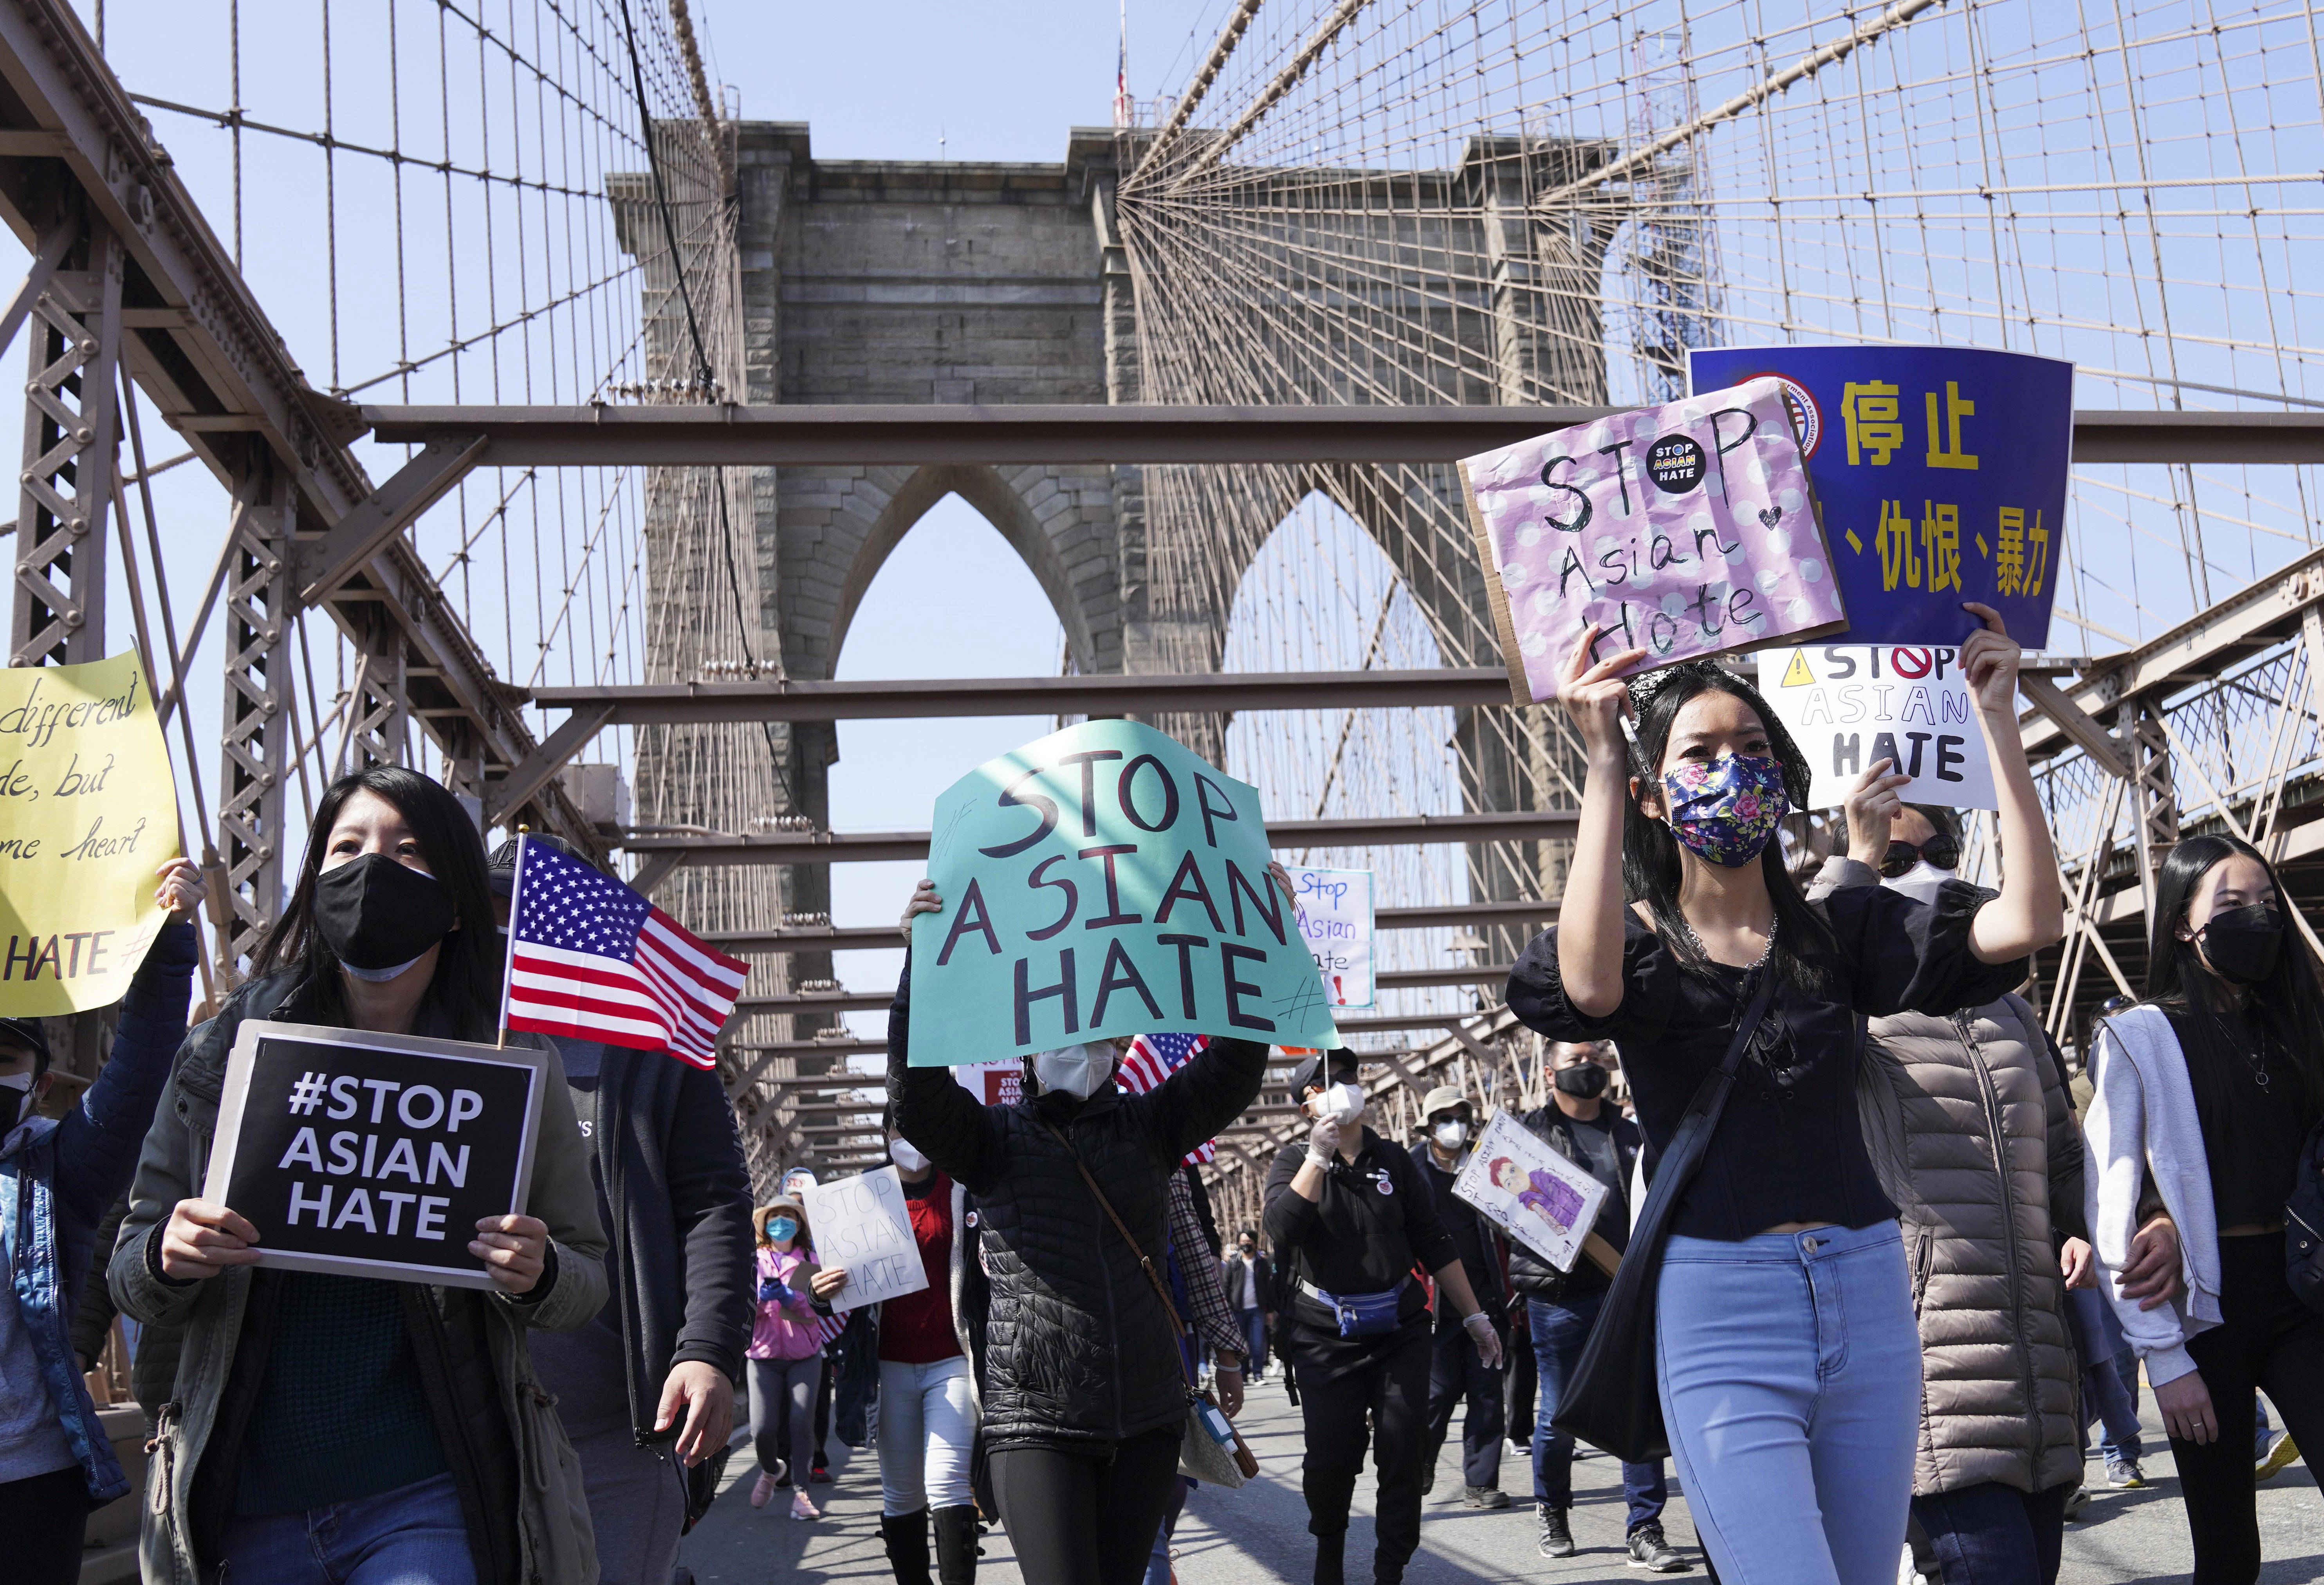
xmin=1286 ymin=864 xmax=1373 ymax=1009
xmin=1460 ymin=378 xmax=1848 ymax=704
xmin=799 ymin=1166 xmax=930 ymax=1312
xmin=0 ymin=650 xmax=183 ymax=1016
xmin=1763 ymin=645 xmax=1997 ymax=812
xmin=907 ymin=719 xmax=1340 ymax=1067
xmin=201 ymin=1021 xmax=548 ymax=1290
xmin=1688 ymin=345 xmax=2073 ymax=648
xmin=1451 ymin=1110 xmax=1609 ymax=1274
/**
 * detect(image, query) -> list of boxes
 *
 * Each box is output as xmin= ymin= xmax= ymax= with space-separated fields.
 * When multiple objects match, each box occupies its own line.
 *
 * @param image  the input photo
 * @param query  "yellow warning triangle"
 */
xmin=1779 ymin=650 xmax=1815 ymax=688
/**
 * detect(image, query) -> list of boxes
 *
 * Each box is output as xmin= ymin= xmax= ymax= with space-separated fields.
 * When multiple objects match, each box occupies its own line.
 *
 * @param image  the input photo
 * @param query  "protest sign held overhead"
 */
xmin=201 ymin=1022 xmax=550 ymax=1291
xmin=0 ymin=649 xmax=183 ymax=1018
xmin=1763 ymin=645 xmax=1997 ymax=812
xmin=1286 ymin=864 xmax=1374 ymax=1009
xmin=1452 ymin=1110 xmax=1610 ymax=1275
xmin=799 ymin=1166 xmax=929 ymax=1312
xmin=908 ymin=718 xmax=1340 ymax=1068
xmin=1688 ymin=345 xmax=2073 ymax=648
xmin=1460 ymin=377 xmax=1849 ymax=706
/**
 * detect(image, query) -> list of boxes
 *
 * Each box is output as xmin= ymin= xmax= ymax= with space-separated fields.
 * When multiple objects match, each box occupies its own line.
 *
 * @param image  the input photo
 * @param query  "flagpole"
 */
xmin=497 ymin=833 xmax=526 ymax=1050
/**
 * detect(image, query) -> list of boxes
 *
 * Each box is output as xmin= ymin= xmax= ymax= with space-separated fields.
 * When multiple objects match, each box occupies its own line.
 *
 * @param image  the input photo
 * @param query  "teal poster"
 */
xmin=907 ymin=720 xmax=1342 ymax=1068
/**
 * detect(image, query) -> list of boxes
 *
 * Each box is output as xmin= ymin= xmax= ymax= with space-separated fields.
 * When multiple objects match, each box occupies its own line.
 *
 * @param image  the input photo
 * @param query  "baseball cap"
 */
xmin=1289 ymin=1051 xmax=1358 ymax=1096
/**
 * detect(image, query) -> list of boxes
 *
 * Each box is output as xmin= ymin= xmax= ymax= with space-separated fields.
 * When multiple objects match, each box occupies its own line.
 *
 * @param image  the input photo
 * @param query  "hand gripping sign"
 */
xmin=1460 ymin=377 xmax=1848 ymax=704
xmin=0 ymin=649 xmax=185 ymax=1016
xmin=908 ymin=719 xmax=1341 ymax=1068
xmin=202 ymin=1021 xmax=549 ymax=1290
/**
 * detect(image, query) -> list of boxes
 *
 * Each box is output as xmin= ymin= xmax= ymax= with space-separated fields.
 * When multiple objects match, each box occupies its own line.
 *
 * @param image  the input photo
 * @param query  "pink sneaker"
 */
xmin=790 ymin=1489 xmax=820 ymax=1521
xmin=750 ymin=1466 xmax=782 ymax=1509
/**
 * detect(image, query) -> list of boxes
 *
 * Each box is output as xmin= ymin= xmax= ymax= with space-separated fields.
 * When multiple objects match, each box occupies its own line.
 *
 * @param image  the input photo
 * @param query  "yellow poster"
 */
xmin=0 ymin=650 xmax=183 ymax=1016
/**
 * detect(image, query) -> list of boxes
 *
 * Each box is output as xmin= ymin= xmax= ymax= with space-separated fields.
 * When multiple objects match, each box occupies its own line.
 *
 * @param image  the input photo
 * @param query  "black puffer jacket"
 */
xmin=887 ymin=968 xmax=1266 ymax=1450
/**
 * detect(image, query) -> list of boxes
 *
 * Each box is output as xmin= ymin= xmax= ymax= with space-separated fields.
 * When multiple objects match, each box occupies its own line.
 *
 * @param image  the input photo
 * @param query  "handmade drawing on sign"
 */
xmin=1451 ymin=1110 xmax=1609 ymax=1274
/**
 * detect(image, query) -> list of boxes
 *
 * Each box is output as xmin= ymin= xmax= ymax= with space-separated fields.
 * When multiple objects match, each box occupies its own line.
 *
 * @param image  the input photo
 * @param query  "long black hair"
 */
xmin=250 ymin=764 xmax=502 ymax=1041
xmin=2145 ymin=832 xmax=2324 ymax=1109
xmin=1622 ymin=659 xmax=1833 ymax=993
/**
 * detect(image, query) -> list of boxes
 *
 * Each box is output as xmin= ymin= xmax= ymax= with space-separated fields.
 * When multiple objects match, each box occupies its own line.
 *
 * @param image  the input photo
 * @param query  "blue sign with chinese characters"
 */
xmin=1687 ymin=345 xmax=2073 ymax=648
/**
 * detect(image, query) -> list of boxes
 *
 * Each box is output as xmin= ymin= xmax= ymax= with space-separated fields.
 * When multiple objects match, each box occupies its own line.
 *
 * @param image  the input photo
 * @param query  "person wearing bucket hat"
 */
xmin=1408 ymin=1084 xmax=1510 ymax=1513
xmin=0 ymin=858 xmax=201 ymax=1585
xmin=1266 ymin=1055 xmax=1501 ymax=1585
xmin=487 ymin=830 xmax=755 ymax=1582
xmin=747 ymin=1195 xmax=826 ymax=1521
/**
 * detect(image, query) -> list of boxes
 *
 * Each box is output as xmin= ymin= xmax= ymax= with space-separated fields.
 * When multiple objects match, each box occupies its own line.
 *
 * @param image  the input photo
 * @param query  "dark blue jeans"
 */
xmin=1528 ymin=1292 xmax=1667 ymax=1532
xmin=2066 ymin=1287 xmax=2142 ymax=1464
xmin=1912 ymin=1479 xmax=2072 ymax=1585
xmin=1424 ymin=1312 xmax=1505 ymax=1489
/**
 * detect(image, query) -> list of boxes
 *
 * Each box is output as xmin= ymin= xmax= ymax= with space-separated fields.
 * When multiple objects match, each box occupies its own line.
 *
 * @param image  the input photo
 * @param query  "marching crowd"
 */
xmin=2 ymin=603 xmax=2323 ymax=1585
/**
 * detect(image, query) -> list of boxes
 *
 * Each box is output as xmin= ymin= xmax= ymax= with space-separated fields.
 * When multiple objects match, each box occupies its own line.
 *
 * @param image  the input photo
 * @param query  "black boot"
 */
xmin=1314 ymin=1529 xmax=1346 ymax=1585
xmin=932 ymin=1504 xmax=979 ymax=1584
xmin=881 ymin=1508 xmax=933 ymax=1585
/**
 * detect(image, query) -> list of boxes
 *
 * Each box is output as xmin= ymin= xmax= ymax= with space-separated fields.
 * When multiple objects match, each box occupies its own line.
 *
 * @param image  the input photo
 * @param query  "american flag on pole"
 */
xmin=501 ymin=838 xmax=749 ymax=1069
xmin=1119 ymin=1031 xmax=1217 ymax=1165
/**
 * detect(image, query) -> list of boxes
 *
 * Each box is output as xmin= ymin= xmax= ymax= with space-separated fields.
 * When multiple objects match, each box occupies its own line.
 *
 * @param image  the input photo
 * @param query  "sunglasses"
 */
xmin=1880 ymin=834 xmax=1960 ymax=879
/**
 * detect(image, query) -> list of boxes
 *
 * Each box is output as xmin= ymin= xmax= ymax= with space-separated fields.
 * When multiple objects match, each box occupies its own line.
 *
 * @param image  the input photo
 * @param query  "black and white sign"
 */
xmin=799 ymin=1166 xmax=930 ymax=1313
xmin=201 ymin=1020 xmax=548 ymax=1290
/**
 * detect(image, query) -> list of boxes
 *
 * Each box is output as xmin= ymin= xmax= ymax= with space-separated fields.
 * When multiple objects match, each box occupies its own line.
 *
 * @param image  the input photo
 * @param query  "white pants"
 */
xmin=876 ymin=1354 xmax=976 ymax=1516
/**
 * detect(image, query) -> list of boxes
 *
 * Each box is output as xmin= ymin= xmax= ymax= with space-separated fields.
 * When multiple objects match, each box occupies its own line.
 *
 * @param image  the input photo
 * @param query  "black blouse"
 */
xmin=1506 ymin=884 xmax=2025 ymax=1243
xmin=2164 ymin=1005 xmax=2319 ymax=1228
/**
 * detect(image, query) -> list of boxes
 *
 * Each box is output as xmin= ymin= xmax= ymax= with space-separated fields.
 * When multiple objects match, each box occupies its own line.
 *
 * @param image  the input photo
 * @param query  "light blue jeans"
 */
xmin=219 ymin=1469 xmax=476 ymax=1585
xmin=876 ymin=1355 xmax=976 ymax=1516
xmin=1656 ymin=1220 xmax=1920 ymax=1585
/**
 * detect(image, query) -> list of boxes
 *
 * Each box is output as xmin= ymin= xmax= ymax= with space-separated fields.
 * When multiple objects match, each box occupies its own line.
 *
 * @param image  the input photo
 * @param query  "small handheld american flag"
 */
xmin=1119 ymin=1031 xmax=1218 ymax=1166
xmin=500 ymin=837 xmax=749 ymax=1069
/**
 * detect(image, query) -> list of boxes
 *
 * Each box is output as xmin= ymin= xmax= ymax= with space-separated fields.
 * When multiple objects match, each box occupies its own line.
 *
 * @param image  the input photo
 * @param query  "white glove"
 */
xmin=1464 ymin=1311 xmax=1503 ymax=1370
xmin=1305 ymin=1113 xmax=1342 ymax=1164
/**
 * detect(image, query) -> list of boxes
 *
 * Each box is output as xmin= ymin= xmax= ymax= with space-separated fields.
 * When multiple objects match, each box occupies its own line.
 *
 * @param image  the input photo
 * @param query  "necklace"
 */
xmin=1678 ymin=910 xmax=1777 ymax=970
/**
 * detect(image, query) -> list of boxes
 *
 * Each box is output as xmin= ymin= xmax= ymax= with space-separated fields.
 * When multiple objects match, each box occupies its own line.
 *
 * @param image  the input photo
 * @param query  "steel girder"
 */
xmin=357 ymin=402 xmax=2324 ymax=468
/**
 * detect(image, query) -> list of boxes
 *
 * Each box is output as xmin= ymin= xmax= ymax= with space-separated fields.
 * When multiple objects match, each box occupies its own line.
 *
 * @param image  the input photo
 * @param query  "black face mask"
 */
xmin=1554 ymin=1063 xmax=1610 ymax=1099
xmin=314 ymin=853 xmax=456 ymax=971
xmin=2199 ymin=903 xmax=2283 ymax=988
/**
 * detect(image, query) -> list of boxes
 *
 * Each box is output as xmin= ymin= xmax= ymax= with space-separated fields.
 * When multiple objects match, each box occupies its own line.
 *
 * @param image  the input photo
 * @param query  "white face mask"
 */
xmin=890 ymin=1137 xmax=929 ymax=1173
xmin=1032 ymin=1042 xmax=1116 ymax=1101
xmin=1316 ymin=1080 xmax=1365 ymax=1124
xmin=0 ymin=1071 xmax=30 ymax=1129
xmin=1882 ymin=858 xmax=1956 ymax=906
xmin=1433 ymin=1119 xmax=1468 ymax=1150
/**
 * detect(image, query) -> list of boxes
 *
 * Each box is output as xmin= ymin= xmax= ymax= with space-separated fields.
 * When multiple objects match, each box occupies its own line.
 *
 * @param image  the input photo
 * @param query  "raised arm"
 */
xmin=1555 ymin=626 xmax=1647 ymax=1020
xmin=886 ymin=893 xmax=1010 ymax=1191
xmin=1959 ymin=603 xmax=2065 ymax=962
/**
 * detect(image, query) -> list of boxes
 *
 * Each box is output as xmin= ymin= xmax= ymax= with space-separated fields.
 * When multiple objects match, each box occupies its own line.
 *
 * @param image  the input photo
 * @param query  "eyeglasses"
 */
xmin=1879 ymin=833 xmax=1960 ymax=879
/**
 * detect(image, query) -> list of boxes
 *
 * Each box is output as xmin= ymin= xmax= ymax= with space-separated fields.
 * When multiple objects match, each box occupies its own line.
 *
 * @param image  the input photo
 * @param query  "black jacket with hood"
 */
xmin=885 ymin=963 xmax=1266 ymax=1450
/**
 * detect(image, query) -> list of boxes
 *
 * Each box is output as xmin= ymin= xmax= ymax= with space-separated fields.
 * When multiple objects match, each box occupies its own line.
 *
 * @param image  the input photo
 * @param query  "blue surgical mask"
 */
xmin=768 ymin=1217 xmax=798 ymax=1243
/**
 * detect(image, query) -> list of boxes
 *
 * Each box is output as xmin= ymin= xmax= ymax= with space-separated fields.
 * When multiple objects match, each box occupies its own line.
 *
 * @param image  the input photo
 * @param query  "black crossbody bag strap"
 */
xmin=1548 ymin=963 xmax=1781 ymax=1464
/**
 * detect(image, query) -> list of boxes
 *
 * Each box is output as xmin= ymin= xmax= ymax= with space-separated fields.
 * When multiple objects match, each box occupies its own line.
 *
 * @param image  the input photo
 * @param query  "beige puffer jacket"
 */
xmin=1815 ymin=857 xmax=2089 ymax=1498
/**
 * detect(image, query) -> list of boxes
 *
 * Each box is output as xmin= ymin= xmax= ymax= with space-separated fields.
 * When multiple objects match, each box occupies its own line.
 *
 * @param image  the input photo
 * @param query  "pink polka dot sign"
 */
xmin=1458 ymin=377 xmax=1851 ymax=706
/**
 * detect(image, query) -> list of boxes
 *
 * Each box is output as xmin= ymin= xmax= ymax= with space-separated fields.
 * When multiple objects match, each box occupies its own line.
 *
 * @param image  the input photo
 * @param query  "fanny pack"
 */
xmin=1299 ymin=1276 xmax=1407 ymax=1338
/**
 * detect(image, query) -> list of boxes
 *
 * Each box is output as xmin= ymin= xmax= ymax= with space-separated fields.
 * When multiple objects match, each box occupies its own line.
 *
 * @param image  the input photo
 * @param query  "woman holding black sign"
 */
xmin=1505 ymin=607 xmax=2063 ymax=1585
xmin=110 ymin=766 xmax=610 ymax=1585
xmin=888 ymin=873 xmax=1277 ymax=1585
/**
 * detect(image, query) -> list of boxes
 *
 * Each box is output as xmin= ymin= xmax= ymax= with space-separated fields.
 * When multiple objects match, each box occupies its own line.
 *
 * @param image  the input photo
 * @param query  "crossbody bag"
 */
xmin=1549 ymin=966 xmax=1780 ymax=1464
xmin=1043 ymin=1123 xmax=1261 ymax=1487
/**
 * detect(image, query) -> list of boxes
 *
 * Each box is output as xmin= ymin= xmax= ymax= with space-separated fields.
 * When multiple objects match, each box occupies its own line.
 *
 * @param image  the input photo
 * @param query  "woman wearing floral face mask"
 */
xmin=1506 ymin=603 xmax=2062 ymax=1585
xmin=886 ymin=871 xmax=1283 ymax=1585
xmin=2083 ymin=834 xmax=2324 ymax=1583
